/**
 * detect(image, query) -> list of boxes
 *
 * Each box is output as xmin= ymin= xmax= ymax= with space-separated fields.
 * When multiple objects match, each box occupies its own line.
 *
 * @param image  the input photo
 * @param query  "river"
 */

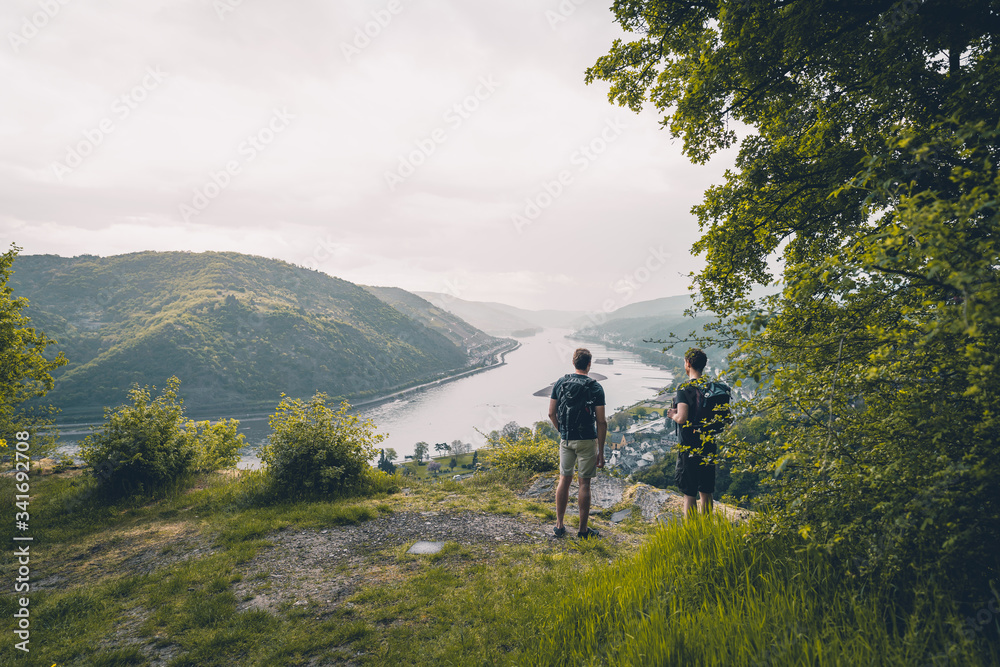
xmin=56 ymin=329 xmax=673 ymax=468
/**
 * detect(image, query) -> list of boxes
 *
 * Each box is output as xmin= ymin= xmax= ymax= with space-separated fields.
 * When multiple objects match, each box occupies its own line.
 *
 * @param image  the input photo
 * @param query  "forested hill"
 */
xmin=12 ymin=251 xmax=482 ymax=420
xmin=573 ymin=297 xmax=719 ymax=362
xmin=361 ymin=286 xmax=505 ymax=362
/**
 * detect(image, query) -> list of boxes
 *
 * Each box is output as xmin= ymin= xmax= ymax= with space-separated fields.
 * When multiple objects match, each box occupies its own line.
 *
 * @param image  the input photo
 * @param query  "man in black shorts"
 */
xmin=548 ymin=348 xmax=607 ymax=539
xmin=667 ymin=348 xmax=728 ymax=515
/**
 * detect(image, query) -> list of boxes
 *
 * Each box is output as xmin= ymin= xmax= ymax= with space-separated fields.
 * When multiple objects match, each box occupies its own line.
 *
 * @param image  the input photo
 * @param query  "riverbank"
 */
xmin=50 ymin=338 xmax=523 ymax=441
xmin=349 ymin=338 xmax=522 ymax=411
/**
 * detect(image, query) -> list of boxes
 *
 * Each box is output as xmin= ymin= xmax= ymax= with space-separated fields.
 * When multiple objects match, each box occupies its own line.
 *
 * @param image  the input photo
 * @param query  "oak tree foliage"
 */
xmin=588 ymin=0 xmax=1000 ymax=603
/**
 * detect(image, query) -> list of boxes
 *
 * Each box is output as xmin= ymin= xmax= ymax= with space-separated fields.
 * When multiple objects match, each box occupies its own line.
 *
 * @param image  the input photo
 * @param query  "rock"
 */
xmin=625 ymin=484 xmax=683 ymax=522
xmin=610 ymin=509 xmax=633 ymax=524
xmin=590 ymin=474 xmax=627 ymax=508
xmin=407 ymin=541 xmax=446 ymax=555
xmin=521 ymin=471 xmax=627 ymax=508
xmin=521 ymin=476 xmax=558 ymax=500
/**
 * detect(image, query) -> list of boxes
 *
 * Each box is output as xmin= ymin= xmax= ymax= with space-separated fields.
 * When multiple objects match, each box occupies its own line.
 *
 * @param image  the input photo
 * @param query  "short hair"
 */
xmin=573 ymin=348 xmax=592 ymax=370
xmin=685 ymin=347 xmax=708 ymax=372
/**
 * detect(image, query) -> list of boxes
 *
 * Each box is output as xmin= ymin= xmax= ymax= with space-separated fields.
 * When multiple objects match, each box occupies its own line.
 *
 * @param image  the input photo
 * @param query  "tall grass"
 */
xmin=527 ymin=514 xmax=989 ymax=666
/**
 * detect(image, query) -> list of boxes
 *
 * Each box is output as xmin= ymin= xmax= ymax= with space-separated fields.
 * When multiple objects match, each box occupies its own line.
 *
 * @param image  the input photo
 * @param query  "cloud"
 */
xmin=1 ymin=0 xmax=736 ymax=310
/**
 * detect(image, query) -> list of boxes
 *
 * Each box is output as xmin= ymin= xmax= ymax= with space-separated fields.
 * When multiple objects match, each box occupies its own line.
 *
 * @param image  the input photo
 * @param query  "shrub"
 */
xmin=481 ymin=429 xmax=559 ymax=474
xmin=80 ymin=377 xmax=245 ymax=496
xmin=80 ymin=377 xmax=218 ymax=496
xmin=259 ymin=393 xmax=386 ymax=499
xmin=184 ymin=418 xmax=245 ymax=472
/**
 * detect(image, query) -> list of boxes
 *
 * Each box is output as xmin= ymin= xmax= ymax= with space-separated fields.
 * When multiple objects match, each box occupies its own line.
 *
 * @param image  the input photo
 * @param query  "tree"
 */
xmin=413 ymin=441 xmax=429 ymax=463
xmin=588 ymin=1 xmax=1000 ymax=605
xmin=434 ymin=442 xmax=450 ymax=455
xmin=500 ymin=421 xmax=522 ymax=441
xmin=449 ymin=456 xmax=457 ymax=470
xmin=533 ymin=420 xmax=559 ymax=442
xmin=481 ymin=430 xmax=559 ymax=474
xmin=450 ymin=439 xmax=470 ymax=455
xmin=377 ymin=448 xmax=396 ymax=474
xmin=0 ymin=244 xmax=67 ymax=457
xmin=608 ymin=412 xmax=630 ymax=433
xmin=384 ymin=447 xmax=398 ymax=463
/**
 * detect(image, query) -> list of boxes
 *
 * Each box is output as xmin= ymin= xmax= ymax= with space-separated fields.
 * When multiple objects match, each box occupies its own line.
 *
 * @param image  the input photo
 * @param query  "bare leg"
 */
xmin=683 ymin=494 xmax=698 ymax=516
xmin=700 ymin=492 xmax=713 ymax=514
xmin=555 ymin=474 xmax=573 ymax=529
xmin=578 ymin=477 xmax=592 ymax=532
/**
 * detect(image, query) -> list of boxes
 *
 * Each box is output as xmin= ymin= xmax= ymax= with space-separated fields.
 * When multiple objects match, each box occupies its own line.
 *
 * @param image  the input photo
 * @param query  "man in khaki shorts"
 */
xmin=548 ymin=348 xmax=607 ymax=539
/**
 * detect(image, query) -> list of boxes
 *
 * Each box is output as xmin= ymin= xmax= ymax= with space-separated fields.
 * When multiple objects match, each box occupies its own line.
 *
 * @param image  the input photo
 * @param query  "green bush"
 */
xmin=481 ymin=430 xmax=559 ymax=474
xmin=80 ymin=377 xmax=243 ymax=496
xmin=184 ymin=418 xmax=244 ymax=472
xmin=259 ymin=393 xmax=387 ymax=499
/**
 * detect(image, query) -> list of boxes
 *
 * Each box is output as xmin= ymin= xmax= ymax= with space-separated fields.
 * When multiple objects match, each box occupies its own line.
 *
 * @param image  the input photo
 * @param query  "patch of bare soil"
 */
xmin=232 ymin=509 xmax=596 ymax=615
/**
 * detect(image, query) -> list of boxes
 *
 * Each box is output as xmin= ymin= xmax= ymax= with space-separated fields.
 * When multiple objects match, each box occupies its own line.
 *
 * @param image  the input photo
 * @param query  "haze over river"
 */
xmin=58 ymin=329 xmax=673 ymax=468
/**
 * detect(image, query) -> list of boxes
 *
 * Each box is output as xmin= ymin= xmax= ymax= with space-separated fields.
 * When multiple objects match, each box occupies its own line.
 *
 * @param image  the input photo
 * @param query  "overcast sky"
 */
xmin=2 ymin=0 xmax=739 ymax=311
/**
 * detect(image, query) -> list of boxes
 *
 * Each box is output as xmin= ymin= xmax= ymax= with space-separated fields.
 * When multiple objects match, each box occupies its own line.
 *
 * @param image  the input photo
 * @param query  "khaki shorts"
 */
xmin=559 ymin=439 xmax=598 ymax=479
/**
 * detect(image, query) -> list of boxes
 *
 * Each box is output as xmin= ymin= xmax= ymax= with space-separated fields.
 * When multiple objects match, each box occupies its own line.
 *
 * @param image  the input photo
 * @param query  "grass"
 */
xmin=529 ymin=514 xmax=961 ymax=666
xmin=0 ymin=470 xmax=400 ymax=665
xmin=1 ymin=470 xmax=995 ymax=665
xmin=398 ymin=452 xmax=476 ymax=479
xmin=340 ymin=515 xmax=994 ymax=666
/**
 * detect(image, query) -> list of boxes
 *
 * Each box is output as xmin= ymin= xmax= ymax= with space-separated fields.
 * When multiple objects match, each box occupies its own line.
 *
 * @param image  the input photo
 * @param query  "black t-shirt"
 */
xmin=550 ymin=374 xmax=606 ymax=440
xmin=676 ymin=378 xmax=711 ymax=455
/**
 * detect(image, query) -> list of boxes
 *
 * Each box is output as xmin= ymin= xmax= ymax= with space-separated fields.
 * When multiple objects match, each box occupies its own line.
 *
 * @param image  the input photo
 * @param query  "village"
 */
xmin=604 ymin=395 xmax=678 ymax=475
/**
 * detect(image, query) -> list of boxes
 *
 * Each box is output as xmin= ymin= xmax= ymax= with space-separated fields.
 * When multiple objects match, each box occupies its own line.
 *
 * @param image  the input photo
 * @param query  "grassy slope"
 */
xmin=1 ymin=467 xmax=992 ymax=666
xmin=12 ymin=252 xmax=469 ymax=418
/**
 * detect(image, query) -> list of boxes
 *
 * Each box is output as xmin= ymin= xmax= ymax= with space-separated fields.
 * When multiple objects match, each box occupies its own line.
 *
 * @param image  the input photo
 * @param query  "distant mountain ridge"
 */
xmin=600 ymin=294 xmax=695 ymax=322
xmin=415 ymin=292 xmax=587 ymax=336
xmin=13 ymin=252 xmax=500 ymax=419
xmin=417 ymin=291 xmax=700 ymax=336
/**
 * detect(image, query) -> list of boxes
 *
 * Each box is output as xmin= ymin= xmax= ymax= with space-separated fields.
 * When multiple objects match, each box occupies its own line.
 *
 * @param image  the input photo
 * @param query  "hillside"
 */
xmin=12 ymin=252 xmax=478 ymax=419
xmin=0 ymin=465 xmax=964 ymax=665
xmin=601 ymin=293 xmax=695 ymax=322
xmin=361 ymin=286 xmax=509 ymax=365
xmin=573 ymin=311 xmax=721 ymax=368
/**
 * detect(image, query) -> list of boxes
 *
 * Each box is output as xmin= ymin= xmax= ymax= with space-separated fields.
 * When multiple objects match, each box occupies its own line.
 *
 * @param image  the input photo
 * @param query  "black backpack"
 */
xmin=556 ymin=375 xmax=597 ymax=438
xmin=691 ymin=380 xmax=732 ymax=438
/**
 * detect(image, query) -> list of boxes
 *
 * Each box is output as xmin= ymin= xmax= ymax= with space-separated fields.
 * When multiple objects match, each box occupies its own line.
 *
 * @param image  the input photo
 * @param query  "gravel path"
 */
xmin=233 ymin=509 xmax=567 ymax=614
